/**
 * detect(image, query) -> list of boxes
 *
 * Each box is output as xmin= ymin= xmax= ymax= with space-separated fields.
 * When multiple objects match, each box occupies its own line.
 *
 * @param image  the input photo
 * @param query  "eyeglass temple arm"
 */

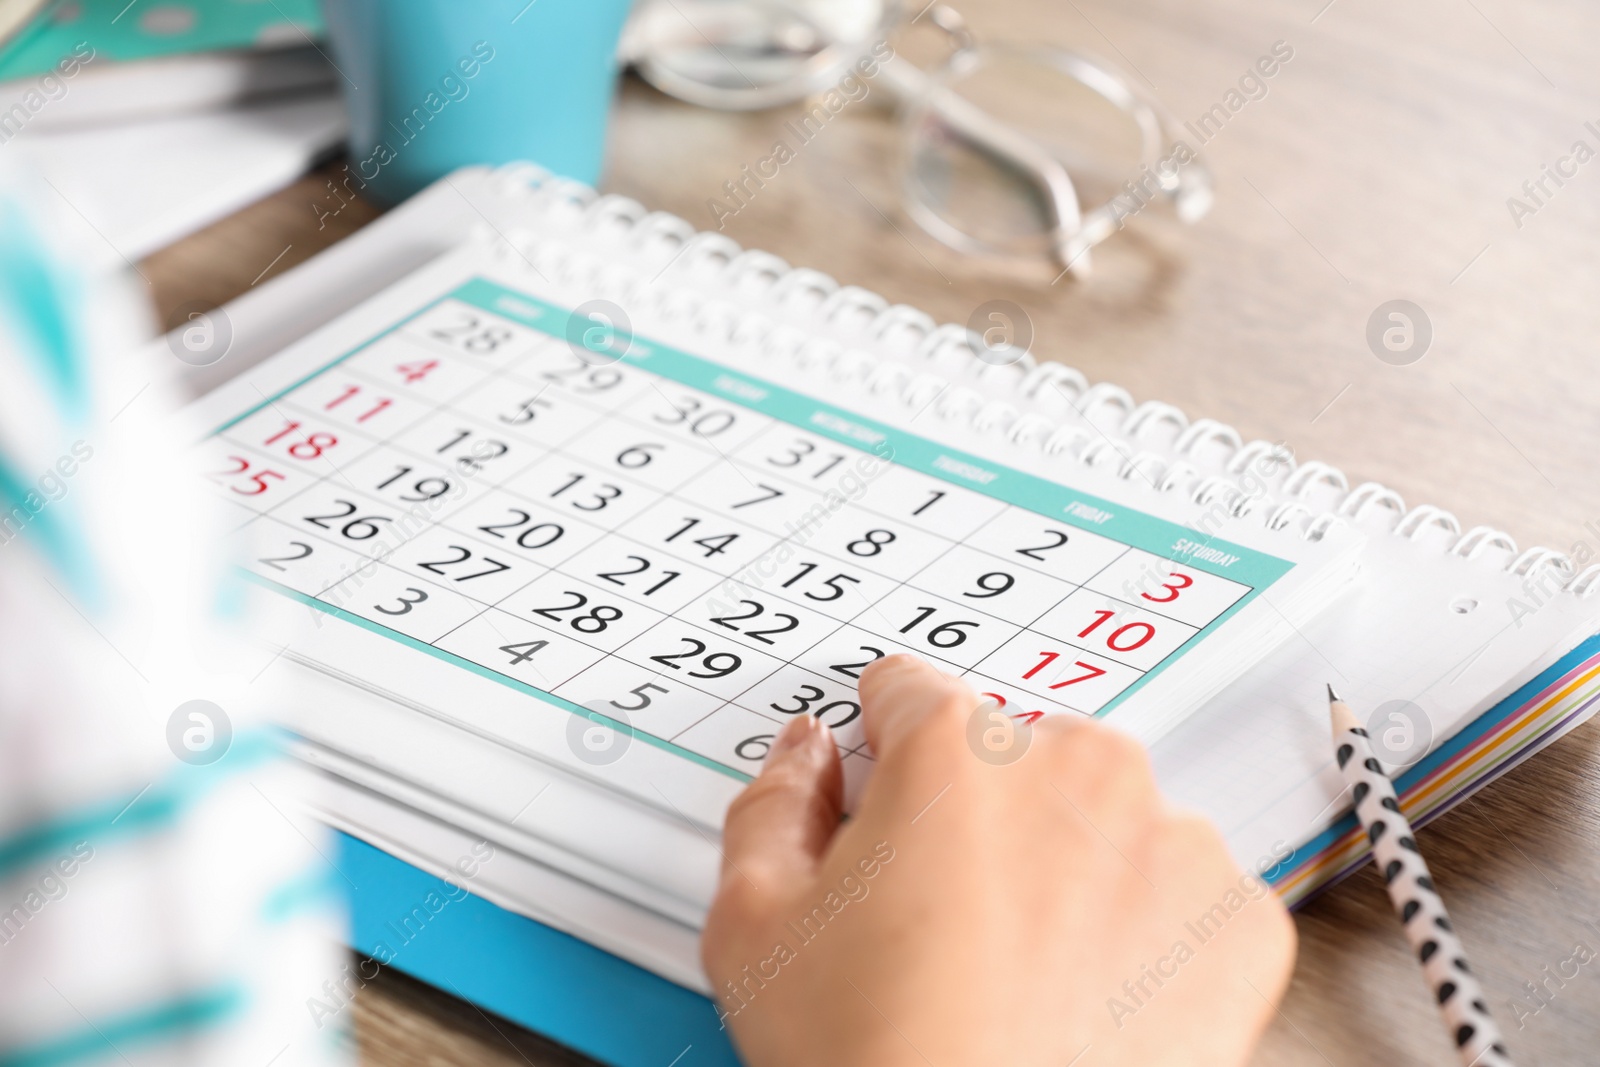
xmin=876 ymin=58 xmax=1094 ymax=278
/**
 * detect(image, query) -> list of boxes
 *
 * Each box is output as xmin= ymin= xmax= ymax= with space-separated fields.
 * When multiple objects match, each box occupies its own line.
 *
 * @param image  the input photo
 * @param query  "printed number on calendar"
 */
xmin=770 ymin=686 xmax=860 ymax=727
xmin=613 ymin=443 xmax=663 ymax=470
xmin=962 ymin=571 xmax=1014 ymax=599
xmin=897 ymin=606 xmax=977 ymax=649
xmin=435 ymin=428 xmax=510 ymax=472
xmin=827 ymin=645 xmax=886 ymax=680
xmin=1076 ymin=610 xmax=1156 ymax=652
xmin=847 ymin=529 xmax=896 ymax=557
xmin=374 ymin=465 xmax=454 ymax=501
xmin=499 ymin=396 xmax=550 ymax=425
xmin=416 ymin=545 xmax=512 ymax=582
xmin=530 ymin=591 xmax=625 ymax=633
xmin=733 ymin=735 xmax=776 ymax=763
xmin=709 ymin=599 xmax=798 ymax=645
xmin=648 ymin=638 xmax=744 ymax=679
xmin=1022 ymin=652 xmax=1108 ymax=688
xmin=321 ymin=383 xmax=394 ymax=423
xmin=779 ymin=562 xmax=860 ymax=601
xmin=609 ymin=682 xmax=669 ymax=711
xmin=429 ymin=311 xmax=516 ymax=354
xmin=595 ymin=555 xmax=682 ymax=598
xmin=375 ymin=588 xmax=429 ymax=615
xmin=1139 ymin=573 xmax=1193 ymax=603
xmin=306 ymin=500 xmax=392 ymax=541
xmin=262 ymin=419 xmax=338 ymax=460
xmin=732 ymin=483 xmax=785 ymax=509
xmin=1016 ymin=529 xmax=1069 ymax=560
xmin=980 ymin=690 xmax=1045 ymax=725
xmin=211 ymin=455 xmax=284 ymax=495
xmin=548 ymin=472 xmax=623 ymax=511
xmin=499 ymin=640 xmax=548 ymax=665
xmin=542 ymin=356 xmax=624 ymax=393
xmin=476 ymin=508 xmax=567 ymax=551
xmin=662 ymin=516 xmax=740 ymax=557
xmin=258 ymin=542 xmax=313 ymax=571
xmin=766 ymin=437 xmax=847 ymax=480
xmin=653 ymin=396 xmax=738 ymax=437
xmin=396 ymin=360 xmax=439 ymax=383
xmin=473 ymin=508 xmax=569 ymax=550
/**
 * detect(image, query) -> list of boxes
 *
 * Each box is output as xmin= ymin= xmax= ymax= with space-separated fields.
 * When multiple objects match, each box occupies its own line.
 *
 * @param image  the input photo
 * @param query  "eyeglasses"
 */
xmin=619 ymin=0 xmax=1211 ymax=279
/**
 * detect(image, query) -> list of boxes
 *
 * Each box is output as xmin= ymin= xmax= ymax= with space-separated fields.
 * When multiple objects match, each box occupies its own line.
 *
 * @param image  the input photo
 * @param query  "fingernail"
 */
xmin=860 ymin=652 xmax=919 ymax=685
xmin=765 ymin=715 xmax=818 ymax=766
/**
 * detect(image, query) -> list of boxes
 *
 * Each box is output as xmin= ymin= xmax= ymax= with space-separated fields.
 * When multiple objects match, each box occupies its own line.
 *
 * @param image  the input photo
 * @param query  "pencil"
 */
xmin=1327 ymin=684 xmax=1513 ymax=1067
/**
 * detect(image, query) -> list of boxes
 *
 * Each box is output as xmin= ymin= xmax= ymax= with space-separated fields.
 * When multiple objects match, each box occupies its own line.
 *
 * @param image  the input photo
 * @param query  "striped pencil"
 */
xmin=1328 ymin=685 xmax=1514 ymax=1067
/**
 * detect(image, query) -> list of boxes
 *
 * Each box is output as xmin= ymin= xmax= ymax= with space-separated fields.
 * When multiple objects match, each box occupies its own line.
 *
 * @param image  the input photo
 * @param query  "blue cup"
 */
xmin=320 ymin=0 xmax=635 ymax=205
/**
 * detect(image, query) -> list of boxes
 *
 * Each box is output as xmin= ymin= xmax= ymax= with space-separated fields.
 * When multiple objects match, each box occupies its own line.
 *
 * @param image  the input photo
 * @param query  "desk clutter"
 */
xmin=0 ymin=0 xmax=342 ymax=261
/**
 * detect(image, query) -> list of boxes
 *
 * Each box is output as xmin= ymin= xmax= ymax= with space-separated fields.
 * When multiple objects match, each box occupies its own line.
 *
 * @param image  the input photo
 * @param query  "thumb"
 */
xmin=704 ymin=716 xmax=842 ymax=959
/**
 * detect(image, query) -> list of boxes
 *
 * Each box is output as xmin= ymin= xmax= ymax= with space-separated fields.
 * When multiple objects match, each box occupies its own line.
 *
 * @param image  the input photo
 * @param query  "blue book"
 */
xmin=339 ymin=832 xmax=739 ymax=1067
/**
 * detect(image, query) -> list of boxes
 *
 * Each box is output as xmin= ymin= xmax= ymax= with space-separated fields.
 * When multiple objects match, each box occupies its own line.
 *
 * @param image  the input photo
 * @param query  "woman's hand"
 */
xmin=701 ymin=654 xmax=1296 ymax=1067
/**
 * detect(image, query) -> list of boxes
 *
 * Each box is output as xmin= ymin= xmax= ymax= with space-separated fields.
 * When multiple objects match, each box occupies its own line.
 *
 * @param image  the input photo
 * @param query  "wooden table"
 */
xmin=145 ymin=0 xmax=1600 ymax=1062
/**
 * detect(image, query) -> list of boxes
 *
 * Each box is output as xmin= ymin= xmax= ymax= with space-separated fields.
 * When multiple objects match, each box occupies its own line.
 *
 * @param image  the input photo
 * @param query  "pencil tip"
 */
xmin=1327 ymin=688 xmax=1360 ymax=738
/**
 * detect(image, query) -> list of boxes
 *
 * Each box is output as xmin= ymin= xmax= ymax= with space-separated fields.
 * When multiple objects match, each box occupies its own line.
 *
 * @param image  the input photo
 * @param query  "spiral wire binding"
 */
xmin=475 ymin=163 xmax=1597 ymax=599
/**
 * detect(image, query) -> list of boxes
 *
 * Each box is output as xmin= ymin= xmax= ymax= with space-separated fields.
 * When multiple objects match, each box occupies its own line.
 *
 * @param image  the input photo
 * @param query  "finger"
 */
xmin=858 ymin=653 xmax=977 ymax=762
xmin=717 ymin=714 xmax=843 ymax=899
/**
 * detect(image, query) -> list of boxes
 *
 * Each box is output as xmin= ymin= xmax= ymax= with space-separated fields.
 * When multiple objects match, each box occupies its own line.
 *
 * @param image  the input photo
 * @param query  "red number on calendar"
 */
xmin=1021 ymin=652 xmax=1108 ymax=688
xmin=1076 ymin=610 xmax=1155 ymax=652
xmin=980 ymin=691 xmax=1045 ymax=725
xmin=322 ymin=383 xmax=393 ymax=422
xmin=395 ymin=359 xmax=439 ymax=383
xmin=208 ymin=455 xmax=284 ymax=495
xmin=263 ymin=420 xmax=338 ymax=460
xmin=1140 ymin=572 xmax=1194 ymax=603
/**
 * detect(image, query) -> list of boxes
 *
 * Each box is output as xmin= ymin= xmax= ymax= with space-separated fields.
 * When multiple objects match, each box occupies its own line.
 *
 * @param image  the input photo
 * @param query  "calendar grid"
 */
xmin=253 ymin=331 xmax=884 ymax=754
xmin=431 ymin=364 xmax=974 ymax=754
xmin=208 ymin=279 xmax=1298 ymax=781
xmin=436 ymin=382 xmax=857 ymax=735
xmin=220 ymin=327 xmax=551 ymax=555
xmin=961 ymin=541 xmax=1136 ymax=706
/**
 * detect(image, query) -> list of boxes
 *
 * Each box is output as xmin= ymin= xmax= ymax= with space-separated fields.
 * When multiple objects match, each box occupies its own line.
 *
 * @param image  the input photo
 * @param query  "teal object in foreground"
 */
xmin=319 ymin=0 xmax=634 ymax=205
xmin=337 ymin=833 xmax=740 ymax=1067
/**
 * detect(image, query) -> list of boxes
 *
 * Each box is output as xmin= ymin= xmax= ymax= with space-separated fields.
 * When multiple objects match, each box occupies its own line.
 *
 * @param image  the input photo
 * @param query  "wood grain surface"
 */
xmin=142 ymin=0 xmax=1600 ymax=1063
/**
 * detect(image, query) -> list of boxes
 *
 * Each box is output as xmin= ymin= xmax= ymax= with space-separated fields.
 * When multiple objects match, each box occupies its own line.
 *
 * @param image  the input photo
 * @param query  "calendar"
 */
xmin=198 ymin=260 xmax=1343 ymax=819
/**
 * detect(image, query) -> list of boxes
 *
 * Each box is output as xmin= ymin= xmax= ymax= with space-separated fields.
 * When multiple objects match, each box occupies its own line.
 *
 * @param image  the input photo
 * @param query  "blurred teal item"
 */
xmin=0 ymin=0 xmax=323 ymax=79
xmin=319 ymin=0 xmax=635 ymax=206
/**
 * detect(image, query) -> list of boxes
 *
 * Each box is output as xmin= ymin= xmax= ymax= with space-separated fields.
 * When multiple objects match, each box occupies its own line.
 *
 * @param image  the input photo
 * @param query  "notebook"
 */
xmin=171 ymin=164 xmax=1600 ymax=1063
xmin=8 ymin=94 xmax=345 ymax=262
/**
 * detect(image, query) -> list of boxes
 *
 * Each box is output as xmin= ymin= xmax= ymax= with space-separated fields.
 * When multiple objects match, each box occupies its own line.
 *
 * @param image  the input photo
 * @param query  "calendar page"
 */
xmin=194 ymin=248 xmax=1355 ymax=828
